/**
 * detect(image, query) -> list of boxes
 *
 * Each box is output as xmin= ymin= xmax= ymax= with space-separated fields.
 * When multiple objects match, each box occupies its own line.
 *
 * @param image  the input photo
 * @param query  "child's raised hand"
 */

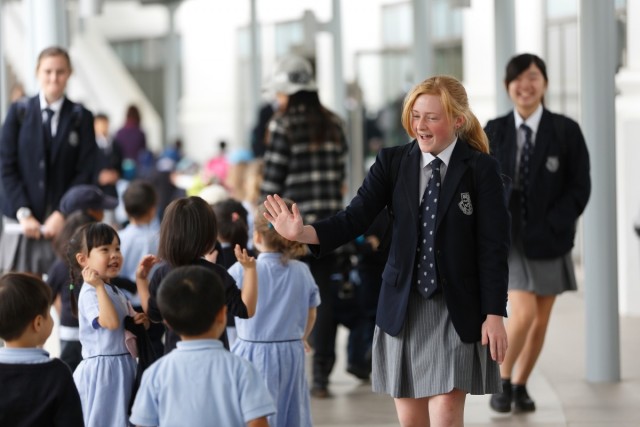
xmin=234 ymin=244 xmax=256 ymax=269
xmin=82 ymin=266 xmax=104 ymax=288
xmin=136 ymin=255 xmax=159 ymax=281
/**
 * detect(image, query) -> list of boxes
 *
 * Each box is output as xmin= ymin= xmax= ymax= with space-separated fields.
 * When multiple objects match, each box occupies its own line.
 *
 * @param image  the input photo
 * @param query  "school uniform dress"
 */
xmin=484 ymin=106 xmax=591 ymax=295
xmin=310 ymin=139 xmax=510 ymax=398
xmin=130 ymin=339 xmax=276 ymax=427
xmin=74 ymin=283 xmax=136 ymax=427
xmin=0 ymin=348 xmax=83 ymax=427
xmin=229 ymin=253 xmax=321 ymax=427
xmin=0 ymin=94 xmax=96 ymax=274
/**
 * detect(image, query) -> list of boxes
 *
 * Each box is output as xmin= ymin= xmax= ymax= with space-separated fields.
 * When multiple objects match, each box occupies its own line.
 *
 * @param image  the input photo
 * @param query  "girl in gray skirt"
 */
xmin=264 ymin=75 xmax=510 ymax=427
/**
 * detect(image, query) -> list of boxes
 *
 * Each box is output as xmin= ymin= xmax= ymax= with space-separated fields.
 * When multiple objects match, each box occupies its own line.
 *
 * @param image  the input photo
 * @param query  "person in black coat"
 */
xmin=264 ymin=75 xmax=510 ymax=426
xmin=484 ymin=53 xmax=590 ymax=413
xmin=0 ymin=46 xmax=97 ymax=275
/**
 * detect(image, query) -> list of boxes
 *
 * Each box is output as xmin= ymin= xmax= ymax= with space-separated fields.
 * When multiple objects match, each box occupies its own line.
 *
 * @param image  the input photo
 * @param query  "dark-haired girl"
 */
xmin=485 ymin=53 xmax=590 ymax=413
xmin=68 ymin=223 xmax=147 ymax=426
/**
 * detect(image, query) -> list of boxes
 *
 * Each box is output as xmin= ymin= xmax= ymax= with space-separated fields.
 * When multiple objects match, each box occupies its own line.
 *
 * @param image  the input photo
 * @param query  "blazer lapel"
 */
xmin=435 ymin=140 xmax=472 ymax=232
xmin=529 ymin=109 xmax=553 ymax=185
xmin=50 ymin=98 xmax=72 ymax=164
xmin=397 ymin=141 xmax=422 ymax=227
xmin=505 ymin=114 xmax=518 ymax=179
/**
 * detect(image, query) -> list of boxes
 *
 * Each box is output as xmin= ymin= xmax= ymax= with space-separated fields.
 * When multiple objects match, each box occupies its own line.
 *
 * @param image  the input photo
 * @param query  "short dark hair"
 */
xmin=123 ymin=180 xmax=157 ymax=219
xmin=157 ymin=266 xmax=225 ymax=337
xmin=0 ymin=273 xmax=52 ymax=341
xmin=504 ymin=53 xmax=548 ymax=88
xmin=212 ymin=198 xmax=249 ymax=248
xmin=94 ymin=112 xmax=109 ymax=122
xmin=158 ymin=197 xmax=217 ymax=266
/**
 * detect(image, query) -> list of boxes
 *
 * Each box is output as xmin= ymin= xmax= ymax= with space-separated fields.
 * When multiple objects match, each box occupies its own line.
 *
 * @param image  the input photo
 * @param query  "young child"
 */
xmin=67 ymin=222 xmax=148 ymax=426
xmin=47 ymin=183 xmax=119 ymax=371
xmin=211 ymin=198 xmax=251 ymax=268
xmin=229 ymin=200 xmax=320 ymax=427
xmin=0 ymin=272 xmax=83 ymax=427
xmin=130 ymin=265 xmax=275 ymax=426
xmin=136 ymin=196 xmax=258 ymax=353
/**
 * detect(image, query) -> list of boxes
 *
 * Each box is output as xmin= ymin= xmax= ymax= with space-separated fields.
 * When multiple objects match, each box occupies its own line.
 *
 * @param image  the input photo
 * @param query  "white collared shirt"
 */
xmin=39 ymin=93 xmax=65 ymax=137
xmin=419 ymin=138 xmax=457 ymax=204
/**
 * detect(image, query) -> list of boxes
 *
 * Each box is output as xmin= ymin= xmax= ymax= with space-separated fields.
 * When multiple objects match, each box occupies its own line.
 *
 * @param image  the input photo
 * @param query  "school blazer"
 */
xmin=0 ymin=96 xmax=97 ymax=221
xmin=311 ymin=140 xmax=510 ymax=342
xmin=484 ymin=109 xmax=591 ymax=259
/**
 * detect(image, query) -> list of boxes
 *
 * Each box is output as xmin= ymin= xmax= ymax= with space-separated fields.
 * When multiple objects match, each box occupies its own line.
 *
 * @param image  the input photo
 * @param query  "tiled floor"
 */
xmin=44 ymin=290 xmax=640 ymax=426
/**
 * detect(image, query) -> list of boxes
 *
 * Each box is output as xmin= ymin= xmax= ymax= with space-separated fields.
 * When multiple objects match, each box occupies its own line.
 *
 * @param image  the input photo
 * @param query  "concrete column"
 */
xmin=23 ymin=0 xmax=67 ymax=94
xmin=1 ymin=0 xmax=8 ymax=122
xmin=580 ymin=0 xmax=620 ymax=383
xmin=163 ymin=1 xmax=180 ymax=147
xmin=615 ymin=0 xmax=640 ymax=316
xmin=514 ymin=0 xmax=545 ymax=55
xmin=248 ymin=0 xmax=261 ymax=148
xmin=412 ymin=0 xmax=433 ymax=83
xmin=494 ymin=0 xmax=515 ymax=115
xmin=330 ymin=0 xmax=346 ymax=119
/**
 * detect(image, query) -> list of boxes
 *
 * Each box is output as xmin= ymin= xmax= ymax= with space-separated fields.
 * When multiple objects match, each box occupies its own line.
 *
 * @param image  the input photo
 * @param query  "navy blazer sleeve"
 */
xmin=0 ymin=102 xmax=29 ymax=217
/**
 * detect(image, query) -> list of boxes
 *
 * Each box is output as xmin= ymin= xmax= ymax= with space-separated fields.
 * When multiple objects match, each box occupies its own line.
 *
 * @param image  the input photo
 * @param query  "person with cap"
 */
xmin=46 ymin=184 xmax=120 ymax=370
xmin=260 ymin=54 xmax=348 ymax=398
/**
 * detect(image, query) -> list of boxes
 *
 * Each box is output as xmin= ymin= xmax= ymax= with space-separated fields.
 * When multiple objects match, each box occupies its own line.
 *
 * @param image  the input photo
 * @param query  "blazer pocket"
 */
xmin=382 ymin=263 xmax=399 ymax=288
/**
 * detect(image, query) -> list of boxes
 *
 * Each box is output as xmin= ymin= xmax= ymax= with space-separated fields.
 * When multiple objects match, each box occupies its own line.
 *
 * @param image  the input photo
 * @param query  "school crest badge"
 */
xmin=546 ymin=156 xmax=559 ymax=173
xmin=68 ymin=131 xmax=79 ymax=147
xmin=458 ymin=192 xmax=473 ymax=215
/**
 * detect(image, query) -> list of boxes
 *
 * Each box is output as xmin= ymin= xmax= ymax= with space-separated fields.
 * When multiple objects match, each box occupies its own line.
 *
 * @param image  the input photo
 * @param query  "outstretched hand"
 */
xmin=263 ymin=194 xmax=304 ymax=241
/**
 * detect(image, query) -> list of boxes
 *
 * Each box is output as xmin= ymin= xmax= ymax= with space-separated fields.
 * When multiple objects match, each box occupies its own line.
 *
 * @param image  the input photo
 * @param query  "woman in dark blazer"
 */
xmin=264 ymin=75 xmax=510 ymax=427
xmin=0 ymin=46 xmax=97 ymax=274
xmin=484 ymin=53 xmax=591 ymax=413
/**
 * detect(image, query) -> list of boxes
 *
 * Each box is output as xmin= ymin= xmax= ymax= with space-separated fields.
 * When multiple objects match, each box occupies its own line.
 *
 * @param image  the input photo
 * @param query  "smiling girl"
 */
xmin=67 ymin=222 xmax=146 ymax=426
xmin=263 ymin=75 xmax=510 ymax=427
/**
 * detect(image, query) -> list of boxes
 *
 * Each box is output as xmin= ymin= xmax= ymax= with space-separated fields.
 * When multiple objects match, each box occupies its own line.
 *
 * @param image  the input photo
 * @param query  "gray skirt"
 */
xmin=508 ymin=236 xmax=577 ymax=296
xmin=372 ymin=290 xmax=501 ymax=399
xmin=0 ymin=217 xmax=55 ymax=275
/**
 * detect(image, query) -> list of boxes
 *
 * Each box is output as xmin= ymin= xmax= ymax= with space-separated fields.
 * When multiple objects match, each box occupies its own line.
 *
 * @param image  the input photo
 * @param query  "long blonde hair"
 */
xmin=401 ymin=75 xmax=489 ymax=154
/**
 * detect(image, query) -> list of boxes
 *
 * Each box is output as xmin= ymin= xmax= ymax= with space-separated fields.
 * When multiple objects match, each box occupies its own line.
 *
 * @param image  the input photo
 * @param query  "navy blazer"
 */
xmin=311 ymin=140 xmax=510 ymax=343
xmin=0 ymin=96 xmax=97 ymax=222
xmin=484 ymin=109 xmax=591 ymax=259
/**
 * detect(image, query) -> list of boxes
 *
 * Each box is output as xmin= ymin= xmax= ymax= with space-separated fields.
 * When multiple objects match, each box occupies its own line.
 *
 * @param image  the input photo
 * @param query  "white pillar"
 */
xmin=0 ymin=0 xmax=8 ymax=122
xmin=412 ymin=0 xmax=433 ymax=83
xmin=580 ymin=0 xmax=620 ymax=383
xmin=164 ymin=1 xmax=180 ymax=147
xmin=330 ymin=0 xmax=346 ymax=119
xmin=616 ymin=0 xmax=640 ymax=316
xmin=514 ymin=0 xmax=545 ymax=55
xmin=24 ymin=0 xmax=67 ymax=94
xmin=248 ymin=0 xmax=261 ymax=150
xmin=494 ymin=0 xmax=516 ymax=115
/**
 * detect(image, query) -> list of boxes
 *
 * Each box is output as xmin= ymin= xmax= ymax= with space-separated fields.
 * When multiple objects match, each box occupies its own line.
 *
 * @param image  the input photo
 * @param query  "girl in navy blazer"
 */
xmin=484 ymin=53 xmax=590 ymax=413
xmin=264 ymin=75 xmax=510 ymax=427
xmin=0 ymin=46 xmax=97 ymax=275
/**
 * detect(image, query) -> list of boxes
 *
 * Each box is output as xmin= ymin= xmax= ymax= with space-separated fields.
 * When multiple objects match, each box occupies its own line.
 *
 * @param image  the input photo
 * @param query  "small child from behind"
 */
xmin=229 ymin=200 xmax=320 ymax=427
xmin=130 ymin=265 xmax=275 ymax=427
xmin=0 ymin=273 xmax=83 ymax=427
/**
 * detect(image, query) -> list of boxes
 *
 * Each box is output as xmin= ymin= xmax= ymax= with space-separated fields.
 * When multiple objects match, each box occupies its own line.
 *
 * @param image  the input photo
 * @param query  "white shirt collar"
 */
xmin=513 ymin=104 xmax=543 ymax=134
xmin=39 ymin=92 xmax=64 ymax=113
xmin=421 ymin=138 xmax=458 ymax=169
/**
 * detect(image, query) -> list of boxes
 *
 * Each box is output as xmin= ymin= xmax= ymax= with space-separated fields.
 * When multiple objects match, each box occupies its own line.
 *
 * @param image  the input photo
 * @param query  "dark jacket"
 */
xmin=311 ymin=140 xmax=510 ymax=343
xmin=0 ymin=96 xmax=97 ymax=221
xmin=484 ymin=109 xmax=591 ymax=259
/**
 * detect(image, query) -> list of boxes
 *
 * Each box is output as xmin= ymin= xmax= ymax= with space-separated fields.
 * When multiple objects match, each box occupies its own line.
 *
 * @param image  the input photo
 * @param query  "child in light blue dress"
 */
xmin=230 ymin=201 xmax=320 ymax=427
xmin=68 ymin=223 xmax=148 ymax=426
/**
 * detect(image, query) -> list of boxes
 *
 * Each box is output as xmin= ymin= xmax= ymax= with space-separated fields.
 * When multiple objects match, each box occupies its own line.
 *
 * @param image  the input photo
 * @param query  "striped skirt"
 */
xmin=372 ymin=290 xmax=501 ymax=398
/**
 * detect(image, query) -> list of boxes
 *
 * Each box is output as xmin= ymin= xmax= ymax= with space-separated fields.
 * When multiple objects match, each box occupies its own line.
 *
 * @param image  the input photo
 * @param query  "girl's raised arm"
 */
xmin=234 ymin=245 xmax=257 ymax=317
xmin=83 ymin=266 xmax=119 ymax=330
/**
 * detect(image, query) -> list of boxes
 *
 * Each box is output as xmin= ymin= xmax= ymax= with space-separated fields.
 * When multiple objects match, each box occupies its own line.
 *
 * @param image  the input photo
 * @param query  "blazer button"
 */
xmin=38 ymin=181 xmax=44 ymax=189
xmin=39 ymin=160 xmax=45 ymax=169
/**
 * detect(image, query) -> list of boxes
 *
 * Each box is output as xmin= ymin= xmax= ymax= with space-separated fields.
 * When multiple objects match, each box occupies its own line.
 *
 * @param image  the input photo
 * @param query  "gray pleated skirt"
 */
xmin=0 ymin=217 xmax=55 ymax=275
xmin=508 ymin=236 xmax=577 ymax=296
xmin=372 ymin=290 xmax=501 ymax=399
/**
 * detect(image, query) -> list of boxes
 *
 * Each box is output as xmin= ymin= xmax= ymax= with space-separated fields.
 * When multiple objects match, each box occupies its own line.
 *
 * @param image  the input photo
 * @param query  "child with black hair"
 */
xmin=130 ymin=265 xmax=275 ymax=426
xmin=230 ymin=200 xmax=320 ymax=427
xmin=67 ymin=222 xmax=148 ymax=426
xmin=136 ymin=196 xmax=258 ymax=353
xmin=211 ymin=198 xmax=252 ymax=268
xmin=0 ymin=272 xmax=84 ymax=427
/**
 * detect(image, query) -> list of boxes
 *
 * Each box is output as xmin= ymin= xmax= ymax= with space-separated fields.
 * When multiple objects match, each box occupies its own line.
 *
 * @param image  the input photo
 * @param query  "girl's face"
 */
xmin=507 ymin=63 xmax=547 ymax=118
xmin=411 ymin=94 xmax=463 ymax=156
xmin=78 ymin=236 xmax=123 ymax=281
xmin=36 ymin=55 xmax=71 ymax=103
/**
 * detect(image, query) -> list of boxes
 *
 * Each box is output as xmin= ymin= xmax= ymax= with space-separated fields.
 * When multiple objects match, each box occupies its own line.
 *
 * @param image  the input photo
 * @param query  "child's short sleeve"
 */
xmin=78 ymin=285 xmax=101 ymax=329
xmin=129 ymin=368 xmax=160 ymax=427
xmin=227 ymin=262 xmax=243 ymax=288
xmin=237 ymin=359 xmax=276 ymax=423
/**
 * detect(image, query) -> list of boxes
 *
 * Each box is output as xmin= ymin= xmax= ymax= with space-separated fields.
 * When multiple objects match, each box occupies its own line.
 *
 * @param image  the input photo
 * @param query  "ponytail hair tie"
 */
xmin=69 ymin=284 xmax=75 ymax=291
xmin=231 ymin=212 xmax=240 ymax=222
